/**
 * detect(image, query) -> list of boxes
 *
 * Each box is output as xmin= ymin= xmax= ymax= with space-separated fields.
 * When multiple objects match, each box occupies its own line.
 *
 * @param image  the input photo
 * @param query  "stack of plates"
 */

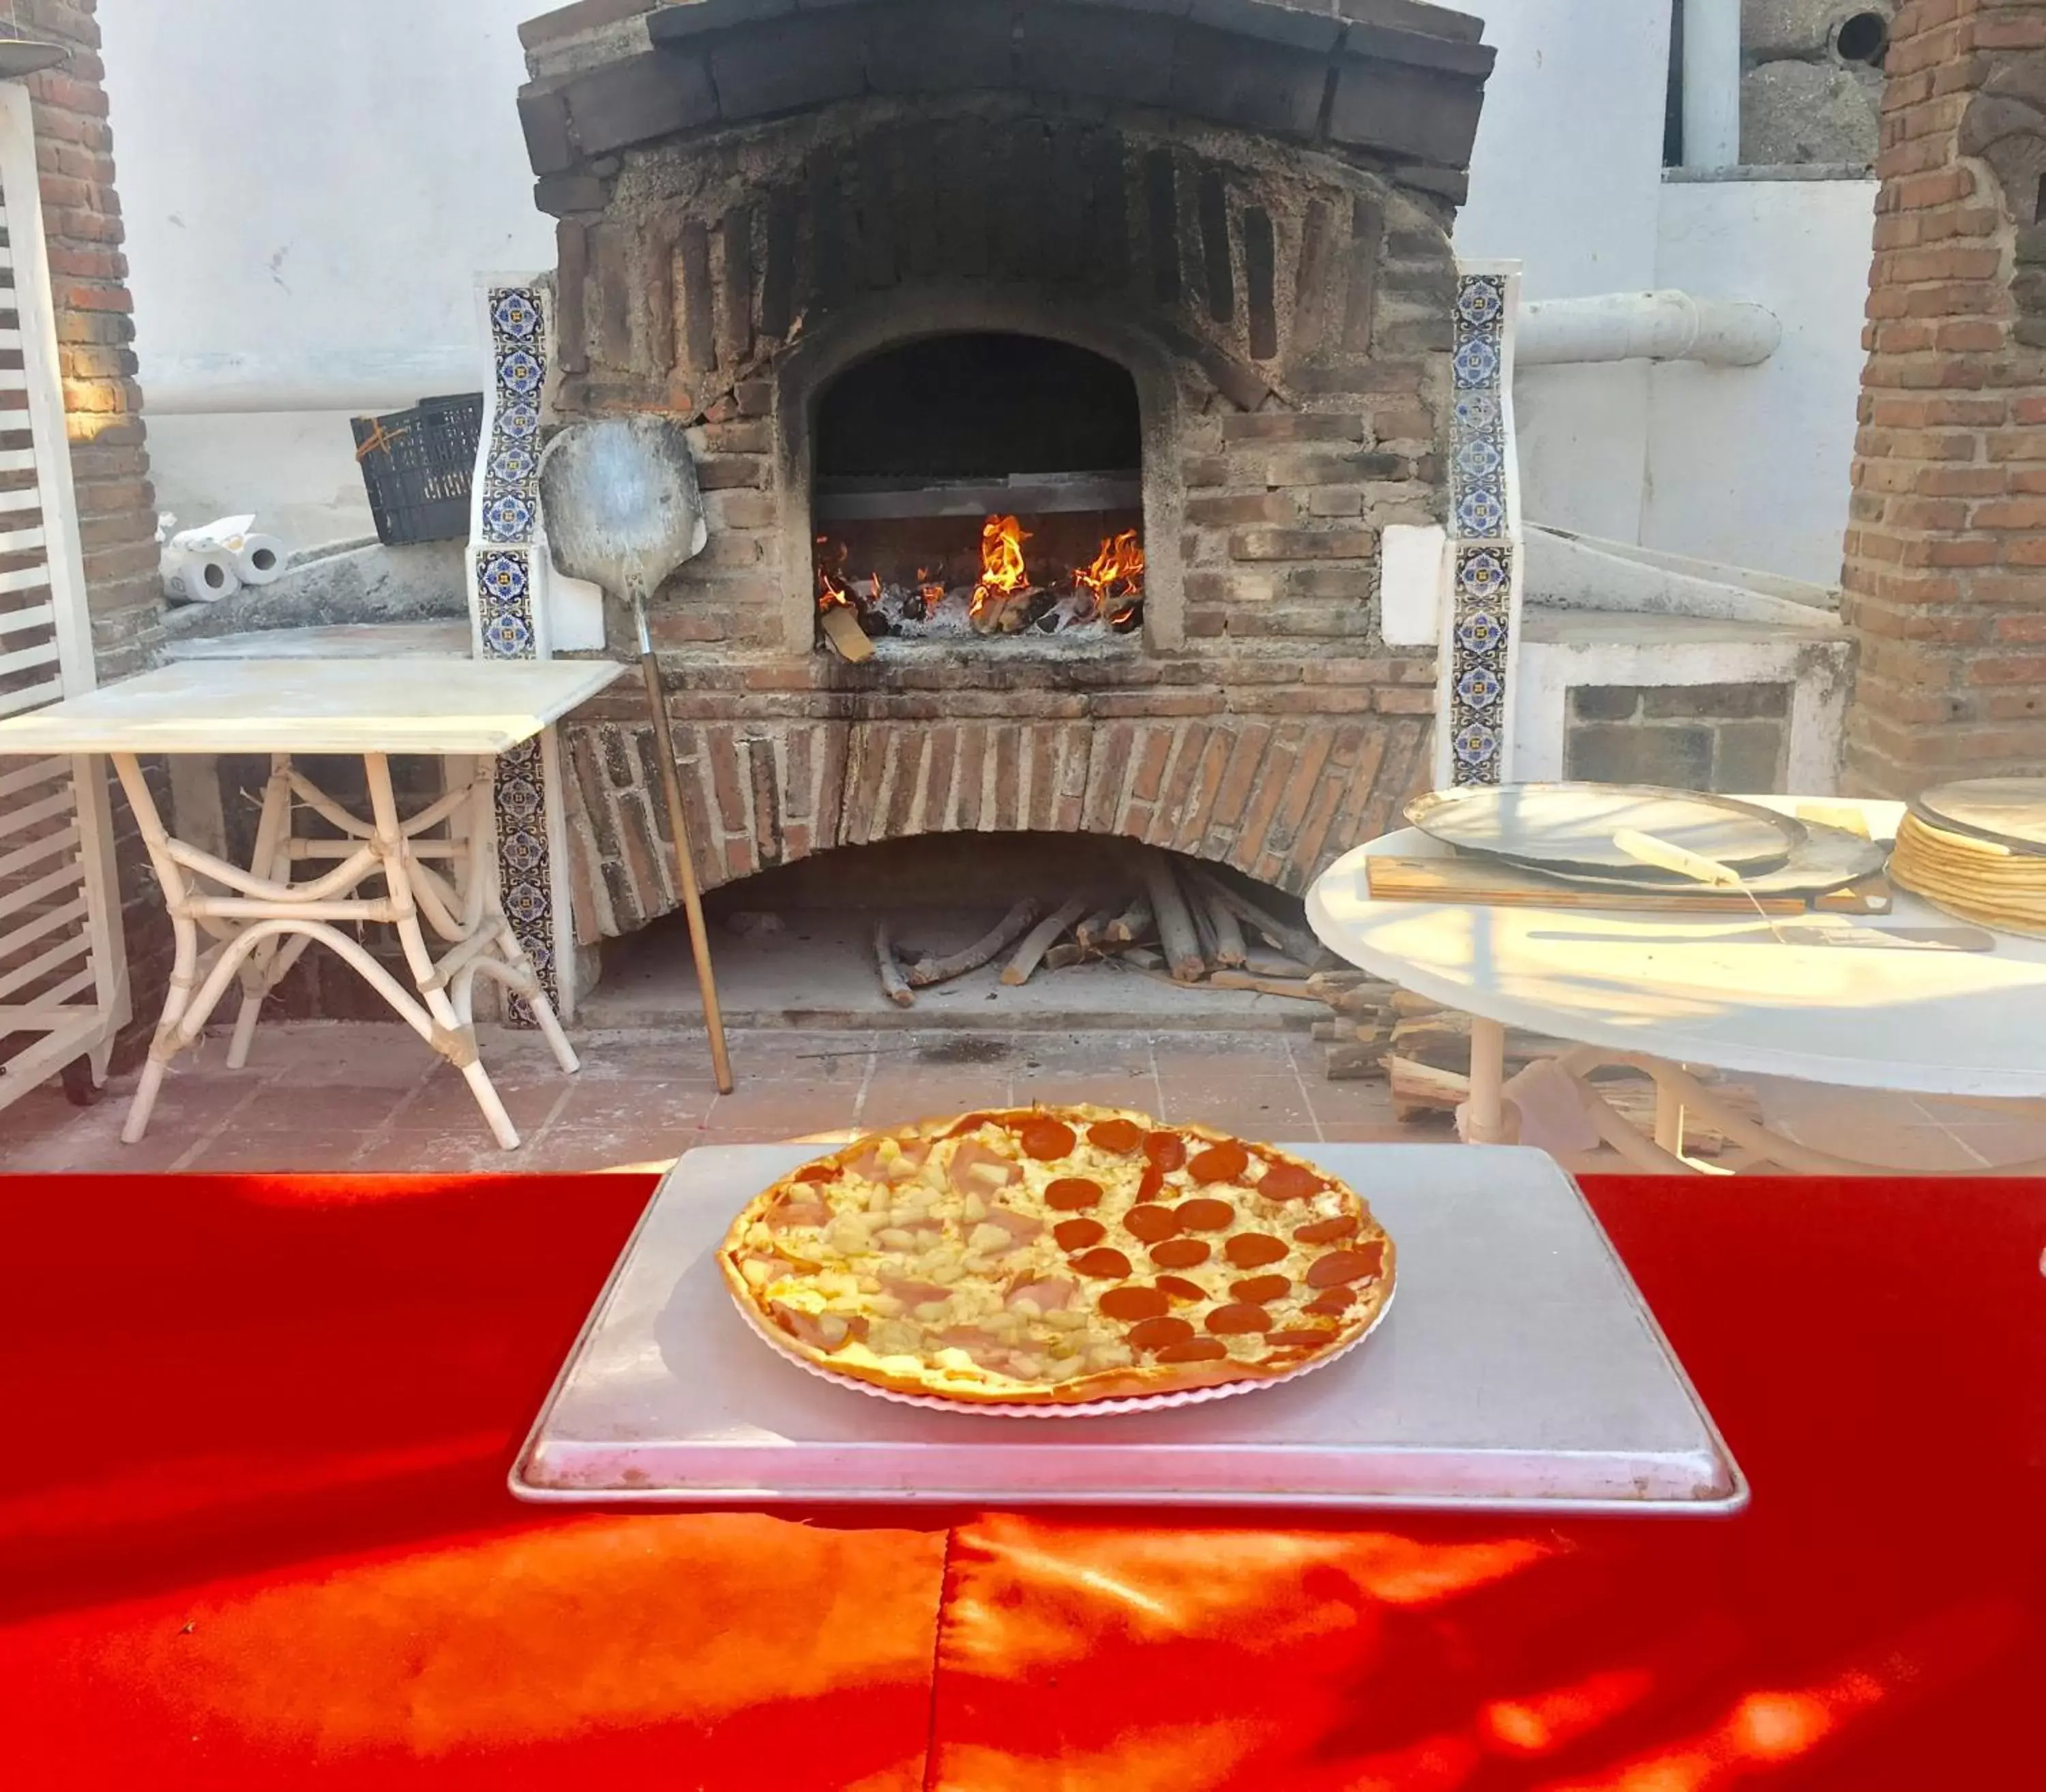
xmin=1889 ymin=778 xmax=2046 ymax=938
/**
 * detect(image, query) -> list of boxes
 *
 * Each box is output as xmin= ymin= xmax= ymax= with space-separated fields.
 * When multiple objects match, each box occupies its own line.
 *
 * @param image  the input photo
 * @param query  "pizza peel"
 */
xmin=539 ymin=416 xmax=732 ymax=1092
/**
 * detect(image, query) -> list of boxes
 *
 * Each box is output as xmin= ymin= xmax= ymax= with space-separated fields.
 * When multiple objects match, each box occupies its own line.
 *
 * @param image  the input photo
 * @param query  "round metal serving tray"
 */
xmin=1407 ymin=783 xmax=1808 ymax=880
xmin=1516 ymin=818 xmax=1888 ymax=897
xmin=1912 ymin=777 xmax=2046 ymax=858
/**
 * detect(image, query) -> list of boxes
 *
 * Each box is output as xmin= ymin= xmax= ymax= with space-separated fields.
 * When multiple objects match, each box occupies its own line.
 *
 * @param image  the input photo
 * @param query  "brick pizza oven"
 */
xmin=513 ymin=0 xmax=1494 ymax=942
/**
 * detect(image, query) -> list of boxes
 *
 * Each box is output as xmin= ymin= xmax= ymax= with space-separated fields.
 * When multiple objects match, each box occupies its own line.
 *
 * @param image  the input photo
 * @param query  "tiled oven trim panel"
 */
xmin=467 ymin=275 xmax=569 ymax=1025
xmin=1436 ymin=262 xmax=1522 ymax=789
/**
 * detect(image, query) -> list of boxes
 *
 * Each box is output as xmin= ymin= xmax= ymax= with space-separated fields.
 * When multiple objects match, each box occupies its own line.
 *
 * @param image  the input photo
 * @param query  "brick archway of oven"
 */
xmin=559 ymin=709 xmax=1432 ymax=945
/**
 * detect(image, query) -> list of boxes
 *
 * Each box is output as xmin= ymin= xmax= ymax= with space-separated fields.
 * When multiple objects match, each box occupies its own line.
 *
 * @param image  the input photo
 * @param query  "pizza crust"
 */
xmin=717 ymin=1106 xmax=1396 ymax=1407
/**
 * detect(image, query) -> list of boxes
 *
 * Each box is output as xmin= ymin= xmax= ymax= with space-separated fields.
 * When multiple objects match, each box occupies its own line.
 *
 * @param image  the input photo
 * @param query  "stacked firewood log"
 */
xmin=869 ymin=848 xmax=1342 ymax=1006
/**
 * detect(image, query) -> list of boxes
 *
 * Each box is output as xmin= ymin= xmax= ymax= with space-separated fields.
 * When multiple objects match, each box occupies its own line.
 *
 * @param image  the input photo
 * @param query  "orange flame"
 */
xmin=815 ymin=537 xmax=852 ymax=611
xmin=1075 ymin=528 xmax=1145 ymax=620
xmin=971 ymin=514 xmax=1030 ymax=619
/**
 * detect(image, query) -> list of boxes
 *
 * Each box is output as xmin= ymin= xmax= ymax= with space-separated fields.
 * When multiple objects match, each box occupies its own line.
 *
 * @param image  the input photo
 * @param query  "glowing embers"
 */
xmin=814 ymin=513 xmax=1145 ymax=645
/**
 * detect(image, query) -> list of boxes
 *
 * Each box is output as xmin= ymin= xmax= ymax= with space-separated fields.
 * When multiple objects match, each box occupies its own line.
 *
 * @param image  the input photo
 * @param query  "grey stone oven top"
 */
xmin=518 ymin=1 xmax=1495 ymax=209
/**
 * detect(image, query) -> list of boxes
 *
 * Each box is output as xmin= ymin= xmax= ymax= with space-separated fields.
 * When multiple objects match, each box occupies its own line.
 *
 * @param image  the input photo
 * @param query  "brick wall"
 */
xmin=19 ymin=0 xmax=169 ymax=1055
xmin=1565 ymin=685 xmax=1792 ymax=794
xmin=1841 ymin=0 xmax=2046 ymax=794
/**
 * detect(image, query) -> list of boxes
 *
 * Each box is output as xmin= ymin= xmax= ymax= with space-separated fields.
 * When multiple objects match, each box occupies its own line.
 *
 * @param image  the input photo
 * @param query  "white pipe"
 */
xmin=1516 ymin=291 xmax=1781 ymax=368
xmin=1682 ymin=0 xmax=1742 ymax=170
xmin=140 ymin=348 xmax=481 ymax=417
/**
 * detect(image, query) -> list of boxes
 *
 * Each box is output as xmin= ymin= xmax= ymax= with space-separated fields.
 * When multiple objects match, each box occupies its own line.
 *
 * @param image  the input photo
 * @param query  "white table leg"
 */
xmin=110 ymin=752 xmax=198 ymax=1146
xmin=1654 ymin=1081 xmax=1687 ymax=1157
xmin=1466 ymin=1015 xmax=1511 ymax=1144
xmin=114 ymin=747 xmax=582 ymax=1152
xmin=226 ymin=755 xmax=293 ymax=1070
xmin=363 ymin=751 xmax=524 ymax=1152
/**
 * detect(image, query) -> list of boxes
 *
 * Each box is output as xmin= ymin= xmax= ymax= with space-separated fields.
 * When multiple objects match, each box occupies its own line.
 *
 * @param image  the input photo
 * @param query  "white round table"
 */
xmin=1305 ymin=798 xmax=2046 ymax=1174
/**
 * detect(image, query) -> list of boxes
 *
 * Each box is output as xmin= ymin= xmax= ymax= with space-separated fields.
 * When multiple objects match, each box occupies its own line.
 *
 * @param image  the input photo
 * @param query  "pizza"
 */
xmin=717 ymin=1105 xmax=1395 ymax=1406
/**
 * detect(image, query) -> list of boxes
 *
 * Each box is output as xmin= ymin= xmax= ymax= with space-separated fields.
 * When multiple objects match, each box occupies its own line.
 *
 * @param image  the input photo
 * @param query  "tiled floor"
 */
xmin=5 ymin=1021 xmax=2042 ymax=1177
xmin=0 ymin=1024 xmax=1448 ymax=1175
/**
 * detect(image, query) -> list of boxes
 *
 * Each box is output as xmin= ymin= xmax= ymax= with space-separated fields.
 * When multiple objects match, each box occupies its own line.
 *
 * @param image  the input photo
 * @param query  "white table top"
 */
xmin=0 ymin=658 xmax=625 ymax=756
xmin=1307 ymin=796 xmax=2046 ymax=1101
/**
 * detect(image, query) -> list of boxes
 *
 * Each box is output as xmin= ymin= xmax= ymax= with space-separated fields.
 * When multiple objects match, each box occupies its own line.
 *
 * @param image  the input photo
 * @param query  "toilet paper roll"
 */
xmin=233 ymin=533 xmax=287 ymax=585
xmin=164 ymin=548 xmax=241 ymax=604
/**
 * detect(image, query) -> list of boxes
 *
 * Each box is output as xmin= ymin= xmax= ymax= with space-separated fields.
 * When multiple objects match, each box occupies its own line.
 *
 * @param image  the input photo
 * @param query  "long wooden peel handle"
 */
xmin=638 ymin=645 xmax=735 ymax=1093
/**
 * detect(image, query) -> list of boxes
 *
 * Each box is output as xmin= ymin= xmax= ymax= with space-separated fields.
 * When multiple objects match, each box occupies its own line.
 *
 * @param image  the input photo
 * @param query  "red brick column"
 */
xmin=17 ymin=1 xmax=169 ymax=1054
xmin=1841 ymin=0 xmax=2046 ymax=796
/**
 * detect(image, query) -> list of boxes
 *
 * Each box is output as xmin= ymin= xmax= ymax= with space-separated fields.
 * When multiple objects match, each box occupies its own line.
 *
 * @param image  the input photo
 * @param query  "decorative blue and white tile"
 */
xmin=469 ymin=279 xmax=551 ymax=663
xmin=1446 ymin=545 xmax=1513 ymax=786
xmin=1436 ymin=263 xmax=1524 ymax=790
xmin=467 ymin=274 xmax=566 ymax=1026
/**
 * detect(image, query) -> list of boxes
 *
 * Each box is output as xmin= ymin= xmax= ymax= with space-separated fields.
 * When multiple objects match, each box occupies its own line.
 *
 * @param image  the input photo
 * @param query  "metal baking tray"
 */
xmin=512 ymin=1144 xmax=1747 ymax=1514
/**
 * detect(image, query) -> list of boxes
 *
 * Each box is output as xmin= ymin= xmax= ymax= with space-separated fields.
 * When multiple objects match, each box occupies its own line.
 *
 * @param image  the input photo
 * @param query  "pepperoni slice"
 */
xmin=1307 ymin=1244 xmax=1385 ymax=1288
xmin=1308 ymin=1289 xmax=1359 ymax=1315
xmin=1293 ymin=1214 xmax=1360 ymax=1244
xmin=795 ymin=1164 xmax=837 ymax=1184
xmin=1188 ymin=1140 xmax=1250 ymax=1184
xmin=1143 ymin=1131 xmax=1187 ymax=1172
xmin=1137 ymin=1163 xmax=1168 ymax=1203
xmin=1256 ymin=1161 xmax=1325 ymax=1201
xmin=1149 ymin=1237 xmax=1211 ymax=1269
xmin=1071 ymin=1247 xmax=1134 ymax=1279
xmin=1175 ymin=1198 xmax=1235 ymax=1232
xmin=1224 ymin=1232 xmax=1288 ymax=1268
xmin=1128 ymin=1315 xmax=1197 ymax=1353
xmin=1268 ymin=1328 xmax=1339 ymax=1347
xmin=1099 ymin=1285 xmax=1172 ymax=1321
xmin=1155 ymin=1275 xmax=1207 ymax=1302
xmin=1020 ymin=1118 xmax=1078 ymax=1161
xmin=1122 ymin=1204 xmax=1181 ymax=1243
xmin=1156 ymin=1339 xmax=1230 ymax=1364
xmin=1230 ymin=1274 xmax=1292 ymax=1304
xmin=1046 ymin=1176 xmax=1103 ymax=1211
xmin=1054 ymin=1218 xmax=1106 ymax=1251
xmin=1087 ymin=1118 xmax=1144 ymax=1154
xmin=1205 ymin=1302 xmax=1273 ymax=1334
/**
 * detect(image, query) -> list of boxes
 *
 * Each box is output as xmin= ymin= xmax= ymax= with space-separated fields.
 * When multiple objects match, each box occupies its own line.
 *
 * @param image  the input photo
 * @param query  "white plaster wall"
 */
xmin=1643 ymin=177 xmax=1878 ymax=585
xmin=100 ymin=0 xmax=554 ymax=549
xmin=1453 ymin=0 xmax=1675 ymax=547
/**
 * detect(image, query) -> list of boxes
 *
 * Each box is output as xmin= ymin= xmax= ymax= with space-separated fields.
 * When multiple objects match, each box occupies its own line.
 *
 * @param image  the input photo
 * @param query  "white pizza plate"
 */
xmin=727 ymin=1270 xmax=1396 ymax=1418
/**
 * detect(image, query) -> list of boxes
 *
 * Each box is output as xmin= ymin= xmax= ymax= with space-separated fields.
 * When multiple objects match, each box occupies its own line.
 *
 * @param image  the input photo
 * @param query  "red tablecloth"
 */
xmin=2 ymin=1168 xmax=2041 ymax=1789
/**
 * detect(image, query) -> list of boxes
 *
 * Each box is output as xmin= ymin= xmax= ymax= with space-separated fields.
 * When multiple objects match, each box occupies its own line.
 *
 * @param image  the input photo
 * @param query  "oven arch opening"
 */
xmin=810 ymin=333 xmax=1148 ymax=647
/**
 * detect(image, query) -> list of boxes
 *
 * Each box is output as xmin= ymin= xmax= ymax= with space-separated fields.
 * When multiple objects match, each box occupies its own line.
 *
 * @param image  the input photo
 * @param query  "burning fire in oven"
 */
xmin=816 ymin=515 xmax=1145 ymax=643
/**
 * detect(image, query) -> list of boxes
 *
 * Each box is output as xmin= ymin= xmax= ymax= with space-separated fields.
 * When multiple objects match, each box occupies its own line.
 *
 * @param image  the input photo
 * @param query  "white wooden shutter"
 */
xmin=0 ymin=81 xmax=129 ymax=1109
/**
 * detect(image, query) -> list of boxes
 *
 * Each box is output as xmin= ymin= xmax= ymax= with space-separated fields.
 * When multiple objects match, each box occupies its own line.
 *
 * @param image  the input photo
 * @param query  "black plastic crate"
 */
xmin=351 ymin=392 xmax=486 ymax=546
